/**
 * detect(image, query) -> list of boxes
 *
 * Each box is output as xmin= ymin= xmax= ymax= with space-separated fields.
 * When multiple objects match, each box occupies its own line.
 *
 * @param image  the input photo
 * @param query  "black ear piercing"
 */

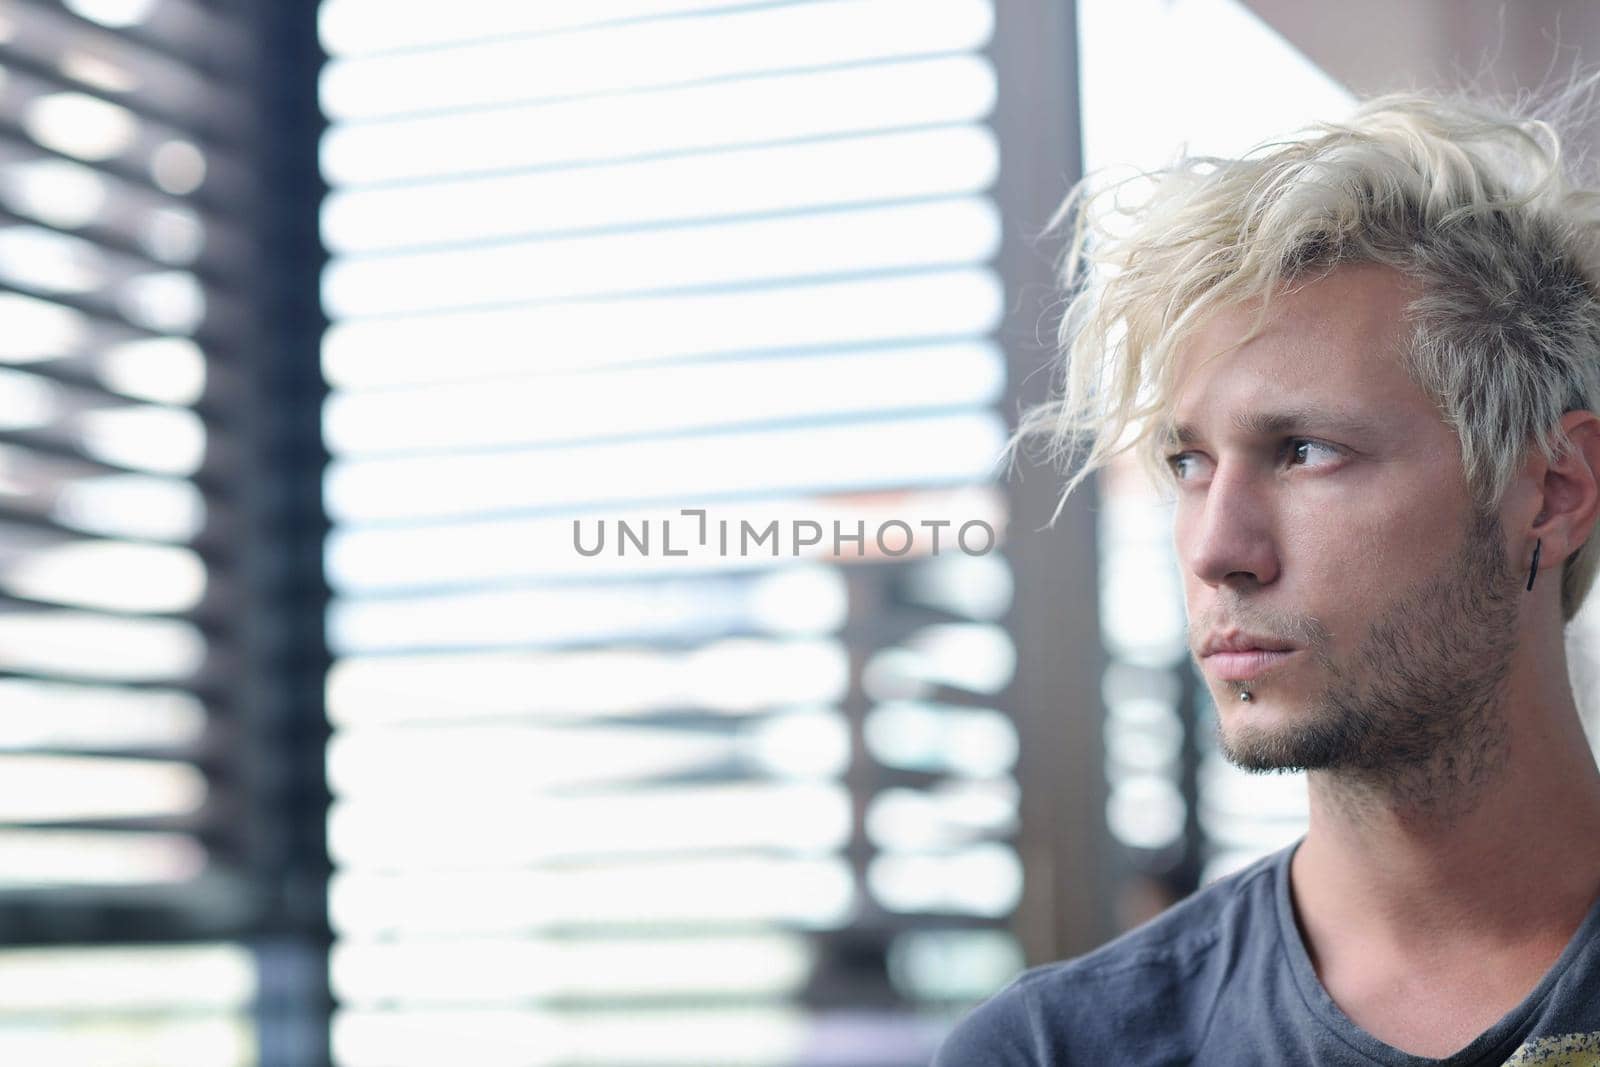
xmin=1527 ymin=537 xmax=1542 ymax=592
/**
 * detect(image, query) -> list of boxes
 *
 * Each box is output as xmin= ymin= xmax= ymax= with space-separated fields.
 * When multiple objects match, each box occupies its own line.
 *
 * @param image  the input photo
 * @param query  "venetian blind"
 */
xmin=0 ymin=0 xmax=259 ymax=1064
xmin=318 ymin=1 xmax=1024 ymax=1064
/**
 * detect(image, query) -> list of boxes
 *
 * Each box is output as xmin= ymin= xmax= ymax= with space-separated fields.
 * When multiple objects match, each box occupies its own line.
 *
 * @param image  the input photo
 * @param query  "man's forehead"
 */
xmin=1162 ymin=403 xmax=1394 ymax=449
xmin=1162 ymin=267 xmax=1428 ymax=447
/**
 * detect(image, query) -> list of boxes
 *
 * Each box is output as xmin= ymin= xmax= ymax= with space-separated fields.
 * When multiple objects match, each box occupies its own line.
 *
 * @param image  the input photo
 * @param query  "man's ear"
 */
xmin=1530 ymin=412 xmax=1600 ymax=565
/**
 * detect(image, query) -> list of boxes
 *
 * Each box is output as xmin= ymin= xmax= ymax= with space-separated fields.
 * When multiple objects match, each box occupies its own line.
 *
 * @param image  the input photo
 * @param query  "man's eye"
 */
xmin=1165 ymin=452 xmax=1200 ymax=479
xmin=1286 ymin=439 xmax=1339 ymax=466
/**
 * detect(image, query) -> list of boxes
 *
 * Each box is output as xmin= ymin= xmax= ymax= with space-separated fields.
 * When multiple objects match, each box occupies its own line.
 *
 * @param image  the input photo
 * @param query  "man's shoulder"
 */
xmin=1057 ymin=847 xmax=1282 ymax=977
xmin=931 ymin=848 xmax=1286 ymax=1066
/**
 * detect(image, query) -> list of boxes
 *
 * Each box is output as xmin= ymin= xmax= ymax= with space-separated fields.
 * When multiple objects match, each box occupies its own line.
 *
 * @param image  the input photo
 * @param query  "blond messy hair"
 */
xmin=1007 ymin=85 xmax=1600 ymax=622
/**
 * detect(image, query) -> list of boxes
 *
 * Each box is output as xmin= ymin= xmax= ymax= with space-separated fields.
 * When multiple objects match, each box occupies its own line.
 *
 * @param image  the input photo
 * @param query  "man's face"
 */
xmin=1168 ymin=263 xmax=1522 ymax=777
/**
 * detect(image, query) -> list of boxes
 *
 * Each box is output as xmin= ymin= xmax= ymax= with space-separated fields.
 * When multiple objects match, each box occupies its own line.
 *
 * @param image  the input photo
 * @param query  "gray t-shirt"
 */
xmin=931 ymin=838 xmax=1600 ymax=1065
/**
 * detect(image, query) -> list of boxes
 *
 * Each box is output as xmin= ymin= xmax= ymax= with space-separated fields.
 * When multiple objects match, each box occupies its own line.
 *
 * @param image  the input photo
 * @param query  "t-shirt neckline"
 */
xmin=1271 ymin=835 xmax=1600 ymax=1066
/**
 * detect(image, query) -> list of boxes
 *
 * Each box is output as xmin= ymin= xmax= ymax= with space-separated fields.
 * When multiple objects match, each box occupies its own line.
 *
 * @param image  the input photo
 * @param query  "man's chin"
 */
xmin=1219 ymin=738 xmax=1316 ymax=774
xmin=1214 ymin=705 xmax=1338 ymax=774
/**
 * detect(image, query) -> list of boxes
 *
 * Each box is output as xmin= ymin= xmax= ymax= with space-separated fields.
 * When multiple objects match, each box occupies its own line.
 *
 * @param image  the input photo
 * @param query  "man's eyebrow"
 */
xmin=1163 ymin=407 xmax=1383 ymax=449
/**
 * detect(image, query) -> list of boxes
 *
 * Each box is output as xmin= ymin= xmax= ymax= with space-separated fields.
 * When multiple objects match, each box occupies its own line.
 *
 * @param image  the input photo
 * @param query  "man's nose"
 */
xmin=1179 ymin=465 xmax=1280 ymax=588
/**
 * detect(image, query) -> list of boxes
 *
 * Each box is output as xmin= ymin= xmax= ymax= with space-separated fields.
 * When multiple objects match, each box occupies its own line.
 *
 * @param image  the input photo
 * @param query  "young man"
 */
xmin=935 ymin=91 xmax=1600 ymax=1064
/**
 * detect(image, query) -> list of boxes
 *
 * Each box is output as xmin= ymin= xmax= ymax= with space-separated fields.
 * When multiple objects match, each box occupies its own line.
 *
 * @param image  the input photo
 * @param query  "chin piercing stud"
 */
xmin=1238 ymin=690 xmax=1253 ymax=703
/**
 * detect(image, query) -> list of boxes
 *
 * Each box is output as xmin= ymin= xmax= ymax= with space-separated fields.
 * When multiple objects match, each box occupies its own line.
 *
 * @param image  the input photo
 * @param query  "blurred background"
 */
xmin=1 ymin=0 xmax=1599 ymax=1064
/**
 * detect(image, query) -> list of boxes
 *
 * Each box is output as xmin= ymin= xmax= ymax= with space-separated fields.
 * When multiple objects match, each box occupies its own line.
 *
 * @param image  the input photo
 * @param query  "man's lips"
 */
xmin=1201 ymin=648 xmax=1298 ymax=681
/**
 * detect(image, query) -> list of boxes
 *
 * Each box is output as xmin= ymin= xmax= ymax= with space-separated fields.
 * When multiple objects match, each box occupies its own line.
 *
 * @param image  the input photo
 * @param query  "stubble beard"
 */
xmin=1215 ymin=507 xmax=1520 ymax=819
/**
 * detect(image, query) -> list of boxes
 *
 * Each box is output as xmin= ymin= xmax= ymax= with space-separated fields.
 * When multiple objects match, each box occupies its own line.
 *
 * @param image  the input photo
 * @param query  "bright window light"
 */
xmin=332 ymin=934 xmax=815 ymax=1004
xmin=324 ymin=411 xmax=1007 ymax=523
xmin=320 ymin=0 xmax=782 ymax=56
xmin=320 ymin=55 xmax=993 ymax=187
xmin=141 ymin=206 xmax=205 ymax=265
xmin=328 ymin=782 xmax=853 ymax=869
xmin=324 ymin=197 xmax=999 ymax=317
xmin=0 ymin=367 xmax=58 ymax=429
xmin=0 ymin=944 xmax=254 ymax=1010
xmin=327 ymin=565 xmax=847 ymax=654
xmin=1106 ymin=775 xmax=1187 ymax=851
xmin=0 ymin=1018 xmax=252 ymax=1067
xmin=0 ymin=293 xmax=88 ymax=363
xmin=1 ymin=540 xmax=206 ymax=613
xmin=866 ymin=843 xmax=1022 ymax=916
xmin=329 ymin=856 xmax=856 ymax=935
xmin=0 ymin=226 xmax=107 ymax=293
xmin=79 ymin=405 xmax=206 ymax=475
xmin=53 ymin=472 xmax=206 ymax=541
xmin=327 ymin=709 xmax=845 ymax=796
xmin=747 ymin=708 xmax=852 ymax=779
xmin=0 ymin=679 xmax=203 ymax=750
xmin=889 ymin=927 xmax=1024 ymax=1004
xmin=0 ymin=159 xmax=109 ymax=229
xmin=865 ymin=780 xmax=1019 ymax=851
xmin=96 ymin=336 xmax=207 ymax=405
xmin=1079 ymin=0 xmax=1351 ymax=173
xmin=325 ymin=638 xmax=850 ymax=726
xmin=322 ymin=268 xmax=1002 ymax=387
xmin=0 ymin=829 xmax=205 ymax=888
xmin=900 ymin=552 xmax=1014 ymax=620
xmin=0 ymin=610 xmax=204 ymax=681
xmin=24 ymin=92 xmax=138 ymax=161
xmin=117 ymin=270 xmax=205 ymax=334
xmin=63 ymin=0 xmax=159 ymax=29
xmin=864 ymin=623 xmax=1016 ymax=699
xmin=864 ymin=701 xmax=1019 ymax=777
xmin=888 ymin=929 xmax=1023 ymax=1002
xmin=328 ymin=722 xmax=744 ymax=795
xmin=332 ymin=1006 xmax=808 ymax=1067
xmin=326 ymin=341 xmax=1003 ymax=457
xmin=0 ymin=754 xmax=205 ymax=822
xmin=324 ymin=124 xmax=996 ymax=252
xmin=319 ymin=0 xmax=993 ymax=120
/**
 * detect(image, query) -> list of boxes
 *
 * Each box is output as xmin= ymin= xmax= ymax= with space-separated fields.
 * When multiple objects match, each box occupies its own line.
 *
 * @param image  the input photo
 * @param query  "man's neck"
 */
xmin=1284 ymin=688 xmax=1600 ymax=1058
xmin=1291 ymin=684 xmax=1600 ymax=961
